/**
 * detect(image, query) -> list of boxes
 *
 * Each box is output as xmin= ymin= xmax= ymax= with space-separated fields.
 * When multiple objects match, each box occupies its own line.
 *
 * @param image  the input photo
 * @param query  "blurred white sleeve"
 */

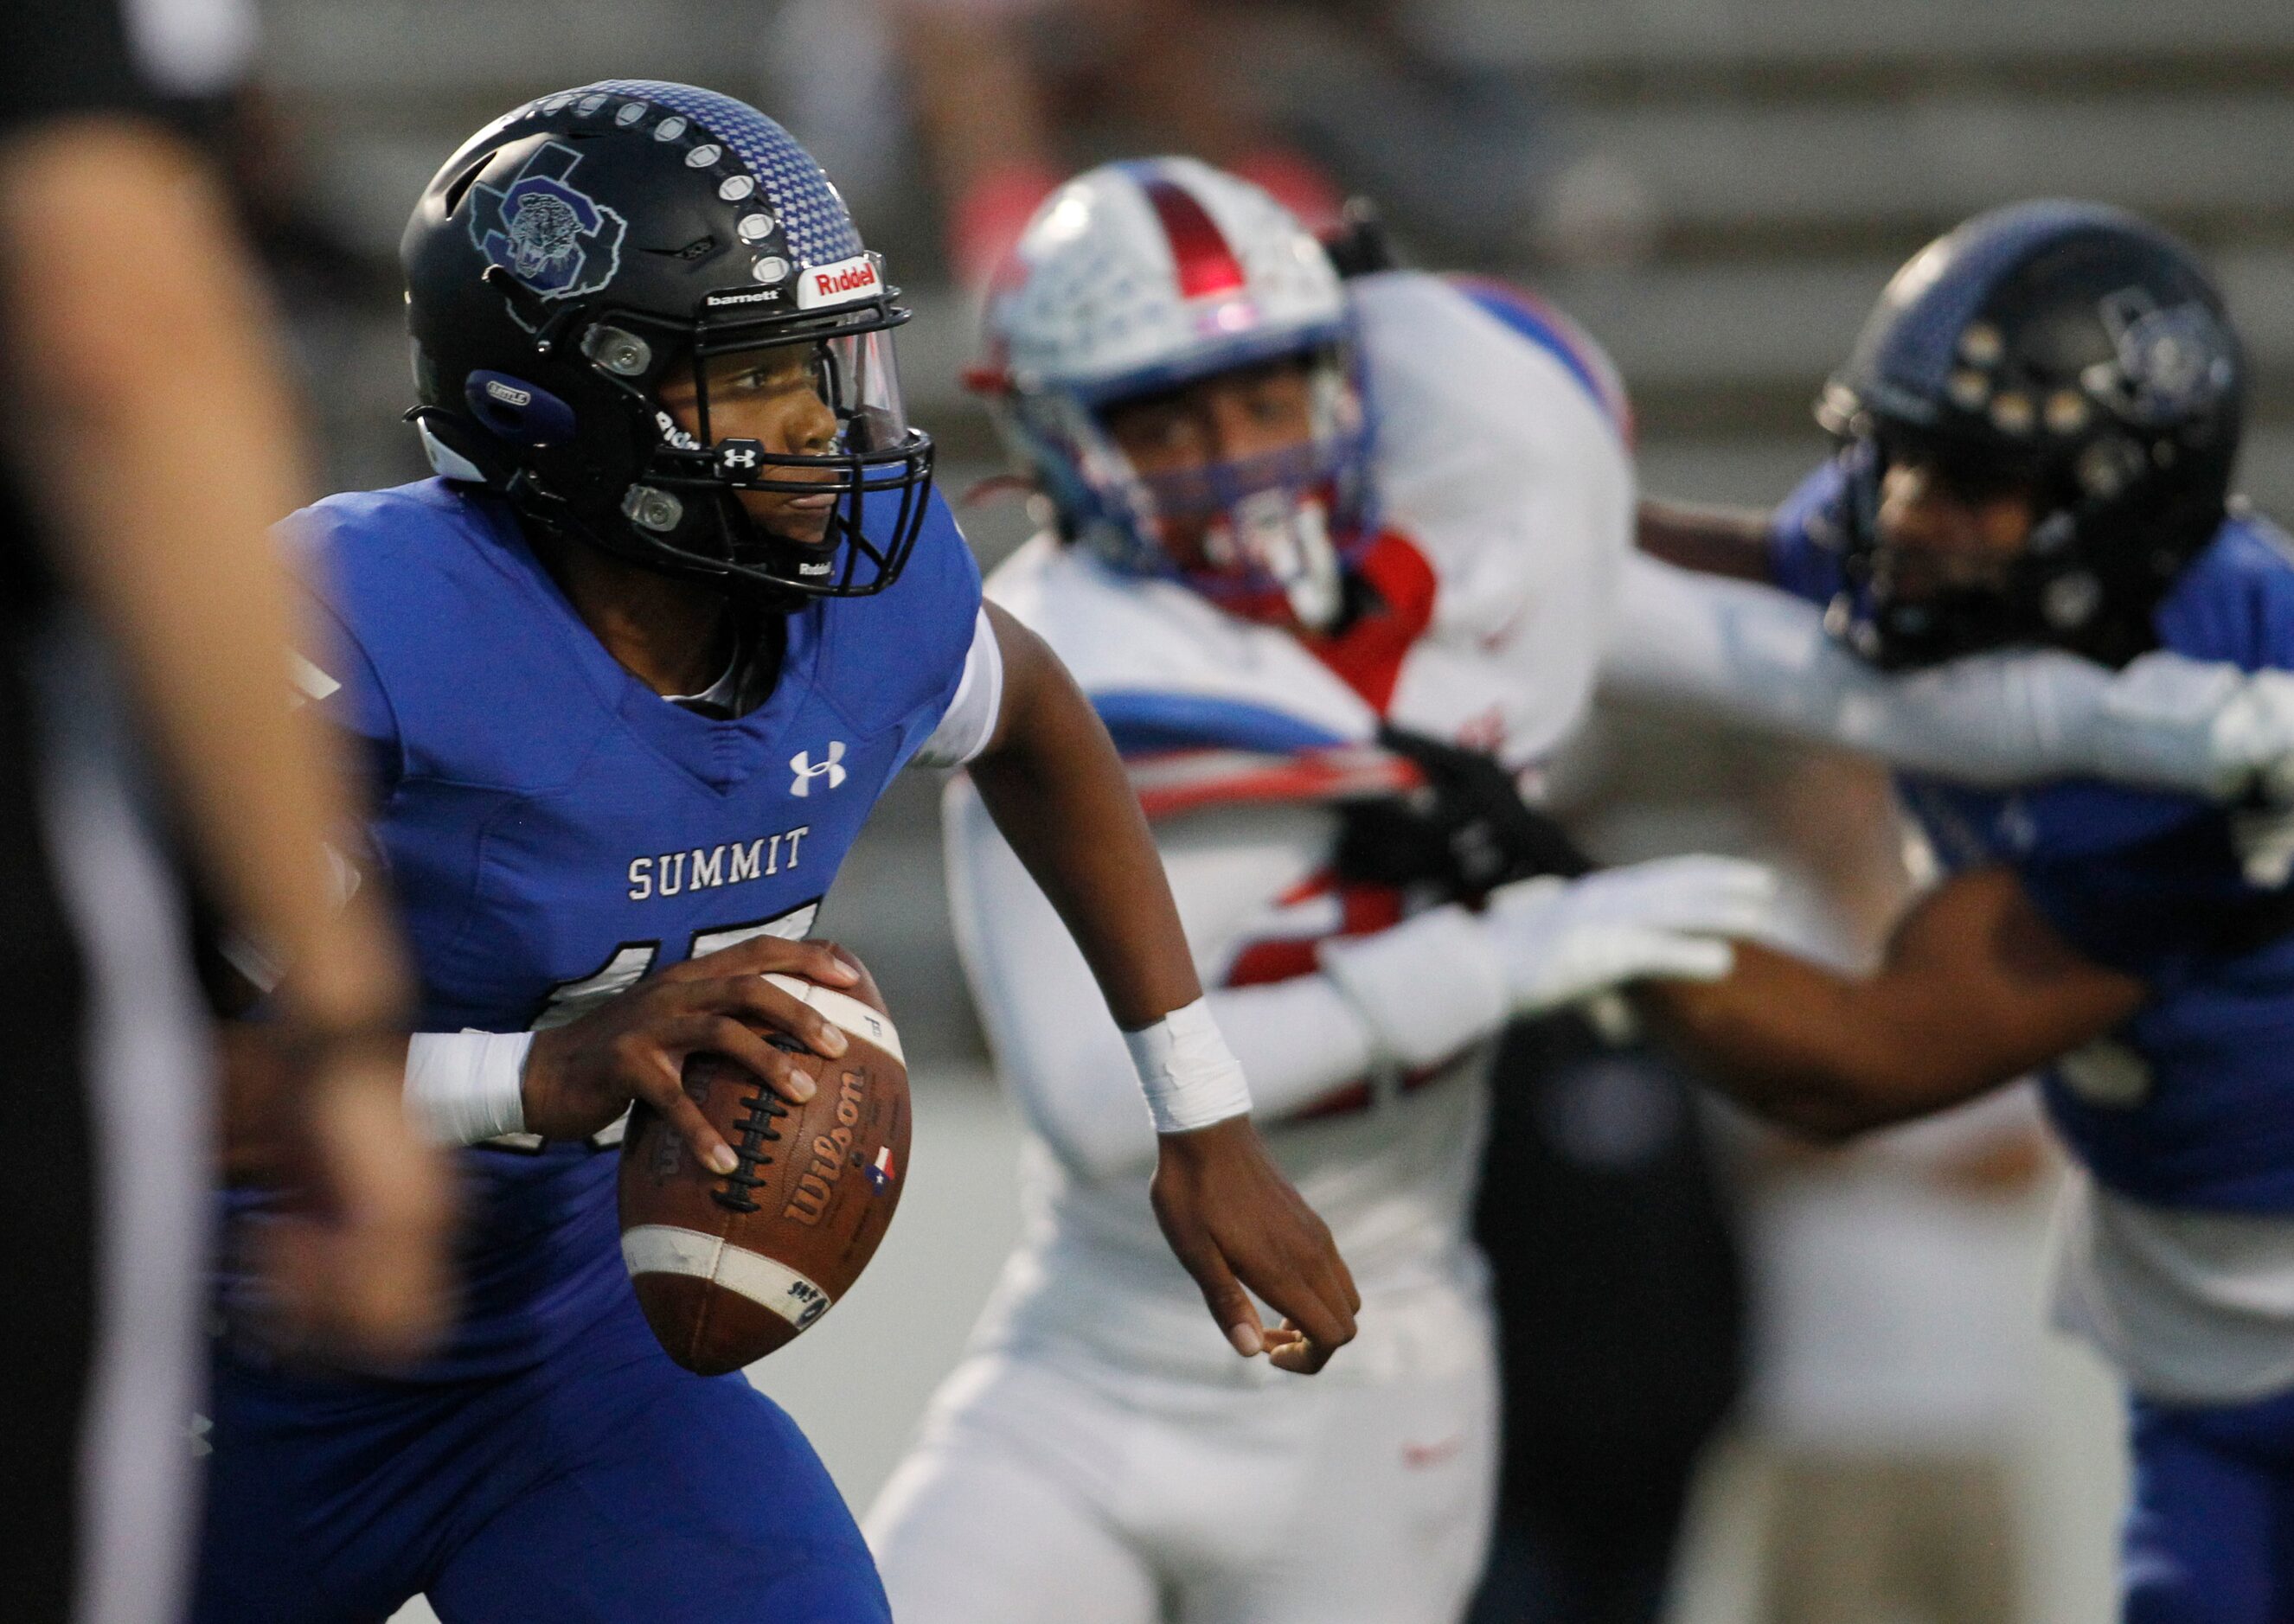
xmin=945 ymin=780 xmax=1382 ymax=1180
xmin=1603 ymin=551 xmax=2250 ymax=794
xmin=1367 ymin=273 xmax=1634 ymax=764
xmin=909 ymin=610 xmax=1005 ymax=770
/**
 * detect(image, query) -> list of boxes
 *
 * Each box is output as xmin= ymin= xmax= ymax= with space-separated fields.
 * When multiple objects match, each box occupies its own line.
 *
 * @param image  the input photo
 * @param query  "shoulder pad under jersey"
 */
xmin=987 ymin=534 xmax=1375 ymax=755
xmin=810 ymin=489 xmax=983 ymax=738
xmin=1349 ymin=271 xmax=1635 ymax=661
xmin=286 ymin=481 xmax=627 ymax=793
xmin=2153 ymin=509 xmax=2294 ymax=675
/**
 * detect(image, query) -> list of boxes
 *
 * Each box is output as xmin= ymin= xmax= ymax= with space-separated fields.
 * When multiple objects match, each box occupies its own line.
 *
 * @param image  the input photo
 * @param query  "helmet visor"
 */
xmin=636 ymin=317 xmax=932 ymax=595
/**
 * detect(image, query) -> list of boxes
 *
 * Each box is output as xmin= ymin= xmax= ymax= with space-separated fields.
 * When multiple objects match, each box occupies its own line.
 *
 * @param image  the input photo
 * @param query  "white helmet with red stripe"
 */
xmin=974 ymin=157 xmax=1374 ymax=627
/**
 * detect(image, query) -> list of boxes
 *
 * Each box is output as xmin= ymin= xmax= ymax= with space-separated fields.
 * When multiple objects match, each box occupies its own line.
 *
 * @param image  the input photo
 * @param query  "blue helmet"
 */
xmin=402 ymin=81 xmax=933 ymax=601
xmin=1814 ymin=201 xmax=2243 ymax=668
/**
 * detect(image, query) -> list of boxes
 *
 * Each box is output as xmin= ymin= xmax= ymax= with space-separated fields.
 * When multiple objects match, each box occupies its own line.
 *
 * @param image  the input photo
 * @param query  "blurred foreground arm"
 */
xmin=966 ymin=603 xmax=1360 ymax=1372
xmin=0 ymin=119 xmax=448 ymax=1362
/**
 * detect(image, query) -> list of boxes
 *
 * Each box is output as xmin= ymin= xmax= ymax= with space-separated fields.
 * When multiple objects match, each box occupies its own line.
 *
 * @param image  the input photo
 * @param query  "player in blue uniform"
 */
xmin=1645 ymin=201 xmax=2294 ymax=1622
xmin=192 ymin=82 xmax=1358 ymax=1624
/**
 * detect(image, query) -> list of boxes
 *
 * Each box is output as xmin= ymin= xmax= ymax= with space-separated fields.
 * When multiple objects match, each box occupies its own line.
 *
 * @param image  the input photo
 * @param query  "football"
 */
xmin=618 ymin=960 xmax=911 ymax=1375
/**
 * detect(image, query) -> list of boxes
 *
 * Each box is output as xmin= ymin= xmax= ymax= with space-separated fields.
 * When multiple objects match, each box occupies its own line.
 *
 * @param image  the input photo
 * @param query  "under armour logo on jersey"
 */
xmin=790 ymin=741 xmax=847 ymax=796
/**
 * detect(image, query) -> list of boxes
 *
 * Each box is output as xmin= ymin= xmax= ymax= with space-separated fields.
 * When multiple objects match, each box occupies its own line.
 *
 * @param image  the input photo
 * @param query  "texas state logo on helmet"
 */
xmin=973 ymin=157 xmax=1375 ymax=628
xmin=469 ymin=141 xmax=629 ymax=303
xmin=401 ymin=80 xmax=933 ymax=600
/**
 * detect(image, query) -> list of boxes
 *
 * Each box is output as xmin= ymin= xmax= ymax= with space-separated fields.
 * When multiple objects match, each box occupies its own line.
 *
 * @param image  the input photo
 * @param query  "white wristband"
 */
xmin=1122 ymin=998 xmax=1254 ymax=1135
xmin=405 ymin=1030 xmax=533 ymax=1146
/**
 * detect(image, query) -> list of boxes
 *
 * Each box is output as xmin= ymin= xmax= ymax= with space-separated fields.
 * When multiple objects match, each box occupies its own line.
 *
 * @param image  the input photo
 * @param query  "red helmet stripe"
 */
xmin=1141 ymin=177 xmax=1248 ymax=300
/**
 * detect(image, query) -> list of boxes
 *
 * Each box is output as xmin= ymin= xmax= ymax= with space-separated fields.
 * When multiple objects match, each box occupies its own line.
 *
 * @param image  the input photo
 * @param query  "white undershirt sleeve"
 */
xmin=1602 ymin=551 xmax=2242 ymax=794
xmin=945 ymin=780 xmax=1386 ymax=1180
xmin=1205 ymin=978 xmax=1378 ymax=1122
xmin=909 ymin=610 xmax=1005 ymax=770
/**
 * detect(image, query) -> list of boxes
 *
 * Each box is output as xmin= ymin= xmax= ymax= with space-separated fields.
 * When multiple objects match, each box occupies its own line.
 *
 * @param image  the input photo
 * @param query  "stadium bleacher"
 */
xmin=260 ymin=0 xmax=2294 ymax=512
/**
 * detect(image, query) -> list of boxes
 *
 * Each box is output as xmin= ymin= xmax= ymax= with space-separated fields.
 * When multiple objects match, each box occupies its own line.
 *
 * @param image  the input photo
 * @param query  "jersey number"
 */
xmin=480 ymin=899 xmax=822 ymax=1154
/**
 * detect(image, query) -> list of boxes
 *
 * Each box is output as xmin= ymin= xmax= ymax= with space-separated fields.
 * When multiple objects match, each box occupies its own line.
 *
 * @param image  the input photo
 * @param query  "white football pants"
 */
xmin=866 ymin=1320 xmax=1498 ymax=1624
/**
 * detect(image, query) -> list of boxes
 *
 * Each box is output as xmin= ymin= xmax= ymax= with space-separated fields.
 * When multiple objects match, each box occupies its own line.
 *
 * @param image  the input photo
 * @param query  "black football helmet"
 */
xmin=401 ymin=80 xmax=933 ymax=600
xmin=1813 ymin=200 xmax=2243 ymax=668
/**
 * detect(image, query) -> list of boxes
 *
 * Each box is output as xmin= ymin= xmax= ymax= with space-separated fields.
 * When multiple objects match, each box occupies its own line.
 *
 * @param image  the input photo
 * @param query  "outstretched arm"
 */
xmin=949 ymin=785 xmax=1773 ymax=1176
xmin=1615 ymin=521 xmax=2294 ymax=806
xmin=1647 ymin=865 xmax=2144 ymax=1141
xmin=1636 ymin=496 xmax=1776 ymax=581
xmin=964 ymin=603 xmax=1359 ymax=1372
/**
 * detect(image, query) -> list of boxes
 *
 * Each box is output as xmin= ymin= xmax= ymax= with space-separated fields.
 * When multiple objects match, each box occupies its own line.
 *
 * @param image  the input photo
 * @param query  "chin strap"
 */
xmin=406 ymin=405 xmax=516 ymax=490
xmin=413 ymin=417 xmax=490 ymax=484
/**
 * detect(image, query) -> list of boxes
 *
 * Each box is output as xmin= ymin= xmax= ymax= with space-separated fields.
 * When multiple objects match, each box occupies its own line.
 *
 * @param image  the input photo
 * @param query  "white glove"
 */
xmin=1317 ymin=855 xmax=1778 ymax=1069
xmin=2092 ymin=657 xmax=2294 ymax=886
xmin=1482 ymin=855 xmax=1779 ymax=1014
xmin=2085 ymin=651 xmax=2262 ymax=798
xmin=2201 ymin=669 xmax=2294 ymax=886
xmin=2218 ymin=671 xmax=2294 ymax=806
xmin=1607 ymin=559 xmax=2294 ymax=808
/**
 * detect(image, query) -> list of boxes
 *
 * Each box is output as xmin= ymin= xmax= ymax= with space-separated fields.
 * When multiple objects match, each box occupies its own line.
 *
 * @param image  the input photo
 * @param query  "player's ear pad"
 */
xmin=465 ymin=371 xmax=580 ymax=446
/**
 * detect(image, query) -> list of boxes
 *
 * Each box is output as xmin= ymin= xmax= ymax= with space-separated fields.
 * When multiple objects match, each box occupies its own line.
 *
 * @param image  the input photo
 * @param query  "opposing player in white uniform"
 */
xmin=867 ymin=161 xmax=2294 ymax=1623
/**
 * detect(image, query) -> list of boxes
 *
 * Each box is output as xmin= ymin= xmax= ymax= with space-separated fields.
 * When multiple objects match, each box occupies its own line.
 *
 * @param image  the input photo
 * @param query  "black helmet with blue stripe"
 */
xmin=1814 ymin=200 xmax=2243 ymax=668
xmin=402 ymin=81 xmax=932 ymax=600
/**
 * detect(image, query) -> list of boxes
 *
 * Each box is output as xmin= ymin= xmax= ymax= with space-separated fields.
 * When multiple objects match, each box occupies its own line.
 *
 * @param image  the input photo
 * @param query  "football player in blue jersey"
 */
xmin=191 ymin=82 xmax=1356 ymax=1624
xmin=1643 ymin=201 xmax=2294 ymax=1623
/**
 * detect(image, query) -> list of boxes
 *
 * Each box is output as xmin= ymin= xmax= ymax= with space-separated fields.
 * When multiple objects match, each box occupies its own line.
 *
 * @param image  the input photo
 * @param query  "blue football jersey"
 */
xmin=269 ymin=478 xmax=979 ymax=1378
xmin=1772 ymin=461 xmax=2294 ymax=1212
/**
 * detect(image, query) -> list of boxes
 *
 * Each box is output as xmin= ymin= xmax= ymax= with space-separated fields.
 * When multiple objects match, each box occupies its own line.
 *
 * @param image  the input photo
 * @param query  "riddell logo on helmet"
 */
xmin=796 ymin=253 xmax=881 ymax=310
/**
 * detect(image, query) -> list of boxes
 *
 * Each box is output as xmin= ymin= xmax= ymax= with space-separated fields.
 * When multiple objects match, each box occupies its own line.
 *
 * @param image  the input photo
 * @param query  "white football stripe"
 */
xmin=621 ymin=1224 xmax=835 ymax=1327
xmin=761 ymin=974 xmax=906 ymax=1065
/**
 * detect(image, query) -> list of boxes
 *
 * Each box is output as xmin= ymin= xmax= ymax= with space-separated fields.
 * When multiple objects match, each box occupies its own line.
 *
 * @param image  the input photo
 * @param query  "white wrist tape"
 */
xmin=1122 ymin=998 xmax=1254 ymax=1135
xmin=1316 ymin=904 xmax=1509 ymax=1069
xmin=405 ymin=1030 xmax=533 ymax=1146
xmin=2088 ymin=649 xmax=2254 ymax=796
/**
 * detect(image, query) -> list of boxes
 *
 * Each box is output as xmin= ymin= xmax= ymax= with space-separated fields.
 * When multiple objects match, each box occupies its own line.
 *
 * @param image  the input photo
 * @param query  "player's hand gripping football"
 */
xmin=522 ymin=935 xmax=864 ymax=1175
xmin=1150 ymin=1116 xmax=1361 ymax=1374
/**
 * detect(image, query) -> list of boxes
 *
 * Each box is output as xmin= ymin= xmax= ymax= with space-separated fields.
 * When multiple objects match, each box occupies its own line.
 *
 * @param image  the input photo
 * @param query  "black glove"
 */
xmin=1331 ymin=726 xmax=1591 ymax=902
